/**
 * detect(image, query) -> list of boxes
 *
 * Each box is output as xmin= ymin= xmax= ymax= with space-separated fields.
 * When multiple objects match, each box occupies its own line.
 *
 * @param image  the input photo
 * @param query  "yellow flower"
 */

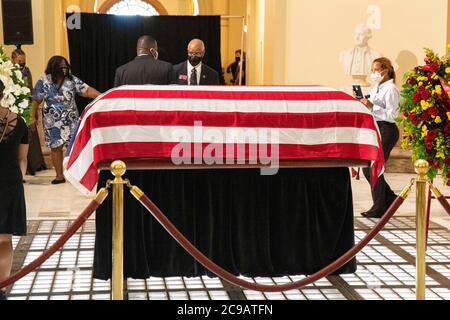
xmin=419 ymin=81 xmax=423 ymax=87
xmin=447 ymin=112 xmax=450 ymax=120
xmin=435 ymin=116 xmax=442 ymax=124
xmin=446 ymin=67 xmax=450 ymax=74
xmin=421 ymin=100 xmax=430 ymax=111
xmin=422 ymin=125 xmax=429 ymax=138
xmin=435 ymin=85 xmax=442 ymax=95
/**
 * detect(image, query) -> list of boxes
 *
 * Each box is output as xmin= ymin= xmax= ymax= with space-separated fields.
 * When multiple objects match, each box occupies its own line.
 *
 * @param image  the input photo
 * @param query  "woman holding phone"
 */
xmin=359 ymin=57 xmax=400 ymax=218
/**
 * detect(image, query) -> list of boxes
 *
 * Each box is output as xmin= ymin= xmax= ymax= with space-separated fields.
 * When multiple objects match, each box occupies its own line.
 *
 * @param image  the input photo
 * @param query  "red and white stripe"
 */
xmin=64 ymin=85 xmax=384 ymax=195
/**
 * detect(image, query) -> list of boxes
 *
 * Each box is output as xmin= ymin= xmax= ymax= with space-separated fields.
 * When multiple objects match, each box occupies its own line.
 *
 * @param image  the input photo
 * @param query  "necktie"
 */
xmin=190 ymin=68 xmax=198 ymax=85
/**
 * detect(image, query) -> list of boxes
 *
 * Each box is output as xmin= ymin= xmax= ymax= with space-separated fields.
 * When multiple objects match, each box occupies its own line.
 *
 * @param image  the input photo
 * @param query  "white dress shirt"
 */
xmin=369 ymin=79 xmax=400 ymax=123
xmin=187 ymin=61 xmax=202 ymax=85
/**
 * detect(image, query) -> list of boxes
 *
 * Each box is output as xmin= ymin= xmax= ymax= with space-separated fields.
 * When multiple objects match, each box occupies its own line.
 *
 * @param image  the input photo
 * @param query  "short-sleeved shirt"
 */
xmin=33 ymin=74 xmax=89 ymax=148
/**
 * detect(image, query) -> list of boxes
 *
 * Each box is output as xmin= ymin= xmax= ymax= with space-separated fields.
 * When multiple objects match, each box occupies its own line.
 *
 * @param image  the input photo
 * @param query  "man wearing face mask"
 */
xmin=114 ymin=35 xmax=175 ymax=86
xmin=359 ymin=57 xmax=400 ymax=219
xmin=173 ymin=39 xmax=220 ymax=85
xmin=227 ymin=49 xmax=246 ymax=85
xmin=12 ymin=49 xmax=33 ymax=92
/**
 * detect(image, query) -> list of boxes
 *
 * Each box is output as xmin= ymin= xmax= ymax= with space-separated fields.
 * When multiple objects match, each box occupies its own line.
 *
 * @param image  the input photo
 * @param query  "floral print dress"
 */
xmin=33 ymin=74 xmax=88 ymax=149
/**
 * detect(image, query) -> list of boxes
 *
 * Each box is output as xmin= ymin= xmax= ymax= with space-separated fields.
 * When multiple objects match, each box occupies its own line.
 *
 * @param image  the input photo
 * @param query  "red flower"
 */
xmin=413 ymin=91 xmax=422 ymax=103
xmin=428 ymin=107 xmax=439 ymax=117
xmin=421 ymin=110 xmax=431 ymax=122
xmin=445 ymin=158 xmax=450 ymax=166
xmin=419 ymin=86 xmax=431 ymax=101
xmin=434 ymin=160 xmax=441 ymax=169
xmin=409 ymin=112 xmax=420 ymax=126
xmin=407 ymin=77 xmax=417 ymax=85
xmin=426 ymin=141 xmax=434 ymax=152
xmin=422 ymin=63 xmax=439 ymax=73
xmin=425 ymin=130 xmax=438 ymax=144
xmin=445 ymin=124 xmax=450 ymax=136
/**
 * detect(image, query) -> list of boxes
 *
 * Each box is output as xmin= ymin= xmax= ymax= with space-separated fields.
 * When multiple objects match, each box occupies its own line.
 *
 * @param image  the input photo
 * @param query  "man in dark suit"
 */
xmin=227 ymin=49 xmax=246 ymax=85
xmin=94 ymin=35 xmax=176 ymax=281
xmin=114 ymin=35 xmax=175 ymax=86
xmin=173 ymin=39 xmax=220 ymax=85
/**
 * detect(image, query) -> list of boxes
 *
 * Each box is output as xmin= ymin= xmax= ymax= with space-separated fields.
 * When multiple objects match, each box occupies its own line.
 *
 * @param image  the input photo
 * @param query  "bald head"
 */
xmin=137 ymin=35 xmax=158 ymax=55
xmin=187 ymin=39 xmax=205 ymax=57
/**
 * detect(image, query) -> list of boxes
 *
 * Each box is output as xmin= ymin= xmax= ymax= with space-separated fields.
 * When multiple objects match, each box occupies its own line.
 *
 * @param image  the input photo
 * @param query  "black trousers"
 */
xmin=26 ymin=127 xmax=46 ymax=175
xmin=363 ymin=121 xmax=399 ymax=213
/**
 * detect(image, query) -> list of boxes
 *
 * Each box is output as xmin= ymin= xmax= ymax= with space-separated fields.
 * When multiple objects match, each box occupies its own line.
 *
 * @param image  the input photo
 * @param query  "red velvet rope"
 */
xmin=0 ymin=200 xmax=100 ymax=290
xmin=435 ymin=194 xmax=450 ymax=216
xmin=136 ymin=192 xmax=404 ymax=292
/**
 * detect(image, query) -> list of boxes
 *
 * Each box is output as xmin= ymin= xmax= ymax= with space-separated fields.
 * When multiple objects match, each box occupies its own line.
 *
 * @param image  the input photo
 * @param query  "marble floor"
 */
xmin=6 ymin=169 xmax=450 ymax=300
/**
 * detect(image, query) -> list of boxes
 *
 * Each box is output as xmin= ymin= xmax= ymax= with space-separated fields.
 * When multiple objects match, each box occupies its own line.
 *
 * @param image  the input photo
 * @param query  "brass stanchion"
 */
xmin=414 ymin=160 xmax=429 ymax=300
xmin=111 ymin=160 xmax=127 ymax=300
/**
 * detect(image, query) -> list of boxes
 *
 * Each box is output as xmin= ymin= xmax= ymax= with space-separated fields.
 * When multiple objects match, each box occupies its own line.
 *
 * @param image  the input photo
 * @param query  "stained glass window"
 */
xmin=106 ymin=0 xmax=160 ymax=16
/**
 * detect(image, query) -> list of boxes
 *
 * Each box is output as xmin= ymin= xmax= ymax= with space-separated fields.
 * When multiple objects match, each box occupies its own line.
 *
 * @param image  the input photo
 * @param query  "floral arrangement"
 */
xmin=0 ymin=46 xmax=31 ymax=124
xmin=399 ymin=45 xmax=450 ymax=184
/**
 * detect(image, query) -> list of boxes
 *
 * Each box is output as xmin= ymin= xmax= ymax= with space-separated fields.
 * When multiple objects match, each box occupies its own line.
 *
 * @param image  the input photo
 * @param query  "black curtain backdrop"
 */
xmin=67 ymin=13 xmax=222 ymax=112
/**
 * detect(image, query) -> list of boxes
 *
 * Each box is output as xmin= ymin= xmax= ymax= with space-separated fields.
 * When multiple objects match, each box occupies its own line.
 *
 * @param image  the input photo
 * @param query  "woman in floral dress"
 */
xmin=32 ymin=56 xmax=100 ymax=184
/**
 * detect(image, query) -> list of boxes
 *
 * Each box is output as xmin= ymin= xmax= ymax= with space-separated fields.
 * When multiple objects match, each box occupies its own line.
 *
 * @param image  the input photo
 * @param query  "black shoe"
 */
xmin=0 ymin=291 xmax=7 ymax=300
xmin=361 ymin=208 xmax=383 ymax=218
xmin=51 ymin=178 xmax=66 ymax=185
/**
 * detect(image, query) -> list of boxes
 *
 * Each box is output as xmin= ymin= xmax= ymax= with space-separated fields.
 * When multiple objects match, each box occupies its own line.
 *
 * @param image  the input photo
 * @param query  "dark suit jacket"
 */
xmin=173 ymin=61 xmax=220 ymax=85
xmin=114 ymin=55 xmax=175 ymax=86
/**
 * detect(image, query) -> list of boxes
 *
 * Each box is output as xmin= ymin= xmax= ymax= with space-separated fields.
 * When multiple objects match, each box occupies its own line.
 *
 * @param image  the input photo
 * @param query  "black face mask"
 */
xmin=59 ymin=67 xmax=70 ymax=77
xmin=188 ymin=55 xmax=202 ymax=67
xmin=235 ymin=57 xmax=241 ymax=63
xmin=18 ymin=63 xmax=26 ymax=70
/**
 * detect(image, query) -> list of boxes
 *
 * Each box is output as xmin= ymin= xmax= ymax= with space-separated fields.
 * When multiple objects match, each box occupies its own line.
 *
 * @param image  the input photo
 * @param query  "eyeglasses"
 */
xmin=188 ymin=52 xmax=203 ymax=57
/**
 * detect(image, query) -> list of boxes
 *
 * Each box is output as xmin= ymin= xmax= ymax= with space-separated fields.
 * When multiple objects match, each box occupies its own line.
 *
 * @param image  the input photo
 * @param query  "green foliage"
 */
xmin=398 ymin=46 xmax=450 ymax=185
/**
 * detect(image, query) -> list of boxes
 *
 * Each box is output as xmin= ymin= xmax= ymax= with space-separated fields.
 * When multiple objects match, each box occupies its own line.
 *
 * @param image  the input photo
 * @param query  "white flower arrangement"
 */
xmin=0 ymin=46 xmax=32 ymax=124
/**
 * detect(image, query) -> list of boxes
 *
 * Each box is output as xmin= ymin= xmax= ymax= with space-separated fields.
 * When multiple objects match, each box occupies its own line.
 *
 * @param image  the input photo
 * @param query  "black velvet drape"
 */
xmin=94 ymin=168 xmax=356 ymax=279
xmin=66 ymin=13 xmax=222 ymax=112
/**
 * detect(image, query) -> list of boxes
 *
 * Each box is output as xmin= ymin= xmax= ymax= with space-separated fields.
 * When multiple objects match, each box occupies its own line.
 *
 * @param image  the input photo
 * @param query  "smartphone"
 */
xmin=352 ymin=85 xmax=363 ymax=99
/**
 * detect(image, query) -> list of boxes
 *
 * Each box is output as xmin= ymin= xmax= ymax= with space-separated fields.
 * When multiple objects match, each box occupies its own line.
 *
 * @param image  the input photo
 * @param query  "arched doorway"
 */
xmin=98 ymin=0 xmax=168 ymax=16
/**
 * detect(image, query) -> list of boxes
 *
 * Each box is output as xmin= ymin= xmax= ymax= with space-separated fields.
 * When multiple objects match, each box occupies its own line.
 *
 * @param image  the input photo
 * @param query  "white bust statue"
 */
xmin=339 ymin=23 xmax=382 ymax=85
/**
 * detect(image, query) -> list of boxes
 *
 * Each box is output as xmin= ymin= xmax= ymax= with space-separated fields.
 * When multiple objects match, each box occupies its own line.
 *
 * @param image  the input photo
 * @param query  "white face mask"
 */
xmin=370 ymin=72 xmax=383 ymax=84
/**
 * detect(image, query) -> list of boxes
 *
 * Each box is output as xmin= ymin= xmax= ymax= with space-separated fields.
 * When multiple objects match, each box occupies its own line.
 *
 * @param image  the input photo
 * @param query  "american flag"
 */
xmin=64 ymin=85 xmax=384 ymax=195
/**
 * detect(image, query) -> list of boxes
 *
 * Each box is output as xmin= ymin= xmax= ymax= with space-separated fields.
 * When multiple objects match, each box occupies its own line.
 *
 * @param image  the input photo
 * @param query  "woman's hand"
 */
xmin=360 ymin=98 xmax=374 ymax=110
